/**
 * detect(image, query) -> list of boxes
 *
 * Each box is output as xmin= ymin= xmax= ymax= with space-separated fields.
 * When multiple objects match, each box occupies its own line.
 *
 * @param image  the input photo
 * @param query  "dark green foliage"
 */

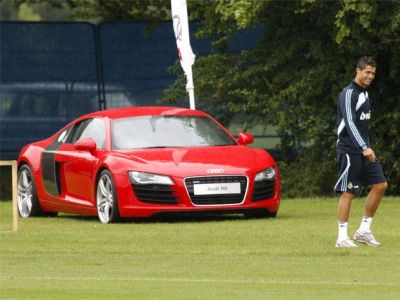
xmin=64 ymin=0 xmax=171 ymax=22
xmin=164 ymin=0 xmax=400 ymax=197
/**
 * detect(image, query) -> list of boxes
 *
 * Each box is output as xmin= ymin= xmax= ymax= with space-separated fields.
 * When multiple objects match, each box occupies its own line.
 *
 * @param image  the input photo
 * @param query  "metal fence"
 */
xmin=0 ymin=21 xmax=263 ymax=159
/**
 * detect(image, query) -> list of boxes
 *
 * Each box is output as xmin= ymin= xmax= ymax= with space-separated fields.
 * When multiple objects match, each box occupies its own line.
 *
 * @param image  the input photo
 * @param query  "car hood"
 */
xmin=112 ymin=146 xmax=274 ymax=177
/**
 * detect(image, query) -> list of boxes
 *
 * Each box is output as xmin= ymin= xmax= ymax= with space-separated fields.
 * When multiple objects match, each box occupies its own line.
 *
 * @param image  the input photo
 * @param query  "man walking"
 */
xmin=334 ymin=56 xmax=387 ymax=248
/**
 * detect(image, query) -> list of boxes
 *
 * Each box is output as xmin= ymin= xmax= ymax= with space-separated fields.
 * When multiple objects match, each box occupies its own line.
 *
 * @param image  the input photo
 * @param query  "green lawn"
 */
xmin=1 ymin=197 xmax=400 ymax=299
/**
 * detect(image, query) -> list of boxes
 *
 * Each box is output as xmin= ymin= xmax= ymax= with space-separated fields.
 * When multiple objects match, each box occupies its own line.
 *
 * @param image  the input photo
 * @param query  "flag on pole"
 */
xmin=171 ymin=0 xmax=196 ymax=109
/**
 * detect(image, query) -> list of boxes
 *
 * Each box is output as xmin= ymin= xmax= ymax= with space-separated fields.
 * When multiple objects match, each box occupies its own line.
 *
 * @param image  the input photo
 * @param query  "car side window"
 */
xmin=57 ymin=127 xmax=72 ymax=143
xmin=69 ymin=118 xmax=106 ymax=149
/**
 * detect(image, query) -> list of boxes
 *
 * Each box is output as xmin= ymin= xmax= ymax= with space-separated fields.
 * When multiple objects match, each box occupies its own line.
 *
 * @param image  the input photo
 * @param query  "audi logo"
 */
xmin=207 ymin=169 xmax=224 ymax=174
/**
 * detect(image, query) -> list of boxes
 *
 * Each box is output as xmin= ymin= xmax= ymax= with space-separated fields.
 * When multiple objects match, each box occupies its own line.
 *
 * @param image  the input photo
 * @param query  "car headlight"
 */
xmin=255 ymin=167 xmax=276 ymax=182
xmin=128 ymin=171 xmax=174 ymax=185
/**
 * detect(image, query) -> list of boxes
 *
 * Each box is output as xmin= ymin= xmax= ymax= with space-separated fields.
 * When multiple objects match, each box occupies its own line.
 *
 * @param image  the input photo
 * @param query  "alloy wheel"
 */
xmin=96 ymin=173 xmax=114 ymax=224
xmin=17 ymin=169 xmax=33 ymax=217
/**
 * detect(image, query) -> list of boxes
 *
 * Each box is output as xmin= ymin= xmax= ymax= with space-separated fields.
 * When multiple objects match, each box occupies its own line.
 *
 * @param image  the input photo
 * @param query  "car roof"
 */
xmin=79 ymin=106 xmax=208 ymax=120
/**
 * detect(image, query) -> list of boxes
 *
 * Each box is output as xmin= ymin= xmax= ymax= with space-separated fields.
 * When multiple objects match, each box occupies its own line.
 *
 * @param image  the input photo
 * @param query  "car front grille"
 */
xmin=184 ymin=176 xmax=247 ymax=205
xmin=132 ymin=184 xmax=178 ymax=204
xmin=251 ymin=180 xmax=275 ymax=201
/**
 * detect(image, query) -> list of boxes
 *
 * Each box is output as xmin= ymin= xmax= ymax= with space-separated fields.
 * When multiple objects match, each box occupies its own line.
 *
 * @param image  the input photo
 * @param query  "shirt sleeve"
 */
xmin=340 ymin=89 xmax=368 ymax=151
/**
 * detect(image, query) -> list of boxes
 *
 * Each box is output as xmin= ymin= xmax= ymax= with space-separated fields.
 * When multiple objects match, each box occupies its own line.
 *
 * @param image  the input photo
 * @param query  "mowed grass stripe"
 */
xmin=1 ymin=275 xmax=400 ymax=287
xmin=1 ymin=197 xmax=400 ymax=299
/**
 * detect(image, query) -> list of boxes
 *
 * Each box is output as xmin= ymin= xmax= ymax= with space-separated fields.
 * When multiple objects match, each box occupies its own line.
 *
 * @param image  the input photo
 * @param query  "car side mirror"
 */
xmin=75 ymin=138 xmax=97 ymax=153
xmin=237 ymin=132 xmax=254 ymax=145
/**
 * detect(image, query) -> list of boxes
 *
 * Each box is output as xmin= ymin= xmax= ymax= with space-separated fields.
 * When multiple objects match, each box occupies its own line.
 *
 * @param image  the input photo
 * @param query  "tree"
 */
xmin=5 ymin=0 xmax=171 ymax=23
xmin=164 ymin=0 xmax=400 ymax=196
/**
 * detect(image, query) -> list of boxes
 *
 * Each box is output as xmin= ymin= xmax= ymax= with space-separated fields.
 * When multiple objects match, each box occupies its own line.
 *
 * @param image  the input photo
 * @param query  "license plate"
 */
xmin=193 ymin=182 xmax=241 ymax=195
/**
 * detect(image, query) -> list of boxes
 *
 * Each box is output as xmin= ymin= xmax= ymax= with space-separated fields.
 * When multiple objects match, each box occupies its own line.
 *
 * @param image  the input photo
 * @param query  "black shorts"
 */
xmin=334 ymin=152 xmax=386 ymax=194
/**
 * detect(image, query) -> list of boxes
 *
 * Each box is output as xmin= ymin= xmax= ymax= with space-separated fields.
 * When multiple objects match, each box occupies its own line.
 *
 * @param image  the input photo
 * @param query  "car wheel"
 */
xmin=96 ymin=169 xmax=120 ymax=224
xmin=17 ymin=164 xmax=43 ymax=217
xmin=244 ymin=209 xmax=277 ymax=219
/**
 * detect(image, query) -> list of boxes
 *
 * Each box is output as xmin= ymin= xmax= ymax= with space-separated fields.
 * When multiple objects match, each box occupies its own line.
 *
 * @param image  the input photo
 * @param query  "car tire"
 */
xmin=17 ymin=164 xmax=44 ymax=217
xmin=96 ymin=169 xmax=120 ymax=224
xmin=244 ymin=209 xmax=277 ymax=219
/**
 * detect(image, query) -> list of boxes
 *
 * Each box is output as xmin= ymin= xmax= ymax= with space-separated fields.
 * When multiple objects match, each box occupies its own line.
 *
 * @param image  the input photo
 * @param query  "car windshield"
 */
xmin=111 ymin=115 xmax=236 ymax=150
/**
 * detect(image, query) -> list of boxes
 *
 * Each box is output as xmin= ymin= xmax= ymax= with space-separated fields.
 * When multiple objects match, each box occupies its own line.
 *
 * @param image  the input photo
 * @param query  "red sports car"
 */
xmin=17 ymin=106 xmax=280 ymax=223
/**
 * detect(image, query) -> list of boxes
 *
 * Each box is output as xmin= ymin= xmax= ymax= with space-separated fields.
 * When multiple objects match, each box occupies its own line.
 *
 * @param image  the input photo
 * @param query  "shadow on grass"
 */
xmin=134 ymin=212 xmax=246 ymax=223
xmin=54 ymin=211 xmax=282 ymax=224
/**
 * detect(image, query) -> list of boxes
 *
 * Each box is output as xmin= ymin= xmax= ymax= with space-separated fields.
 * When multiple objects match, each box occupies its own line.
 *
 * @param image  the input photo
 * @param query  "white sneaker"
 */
xmin=353 ymin=230 xmax=381 ymax=247
xmin=335 ymin=239 xmax=358 ymax=248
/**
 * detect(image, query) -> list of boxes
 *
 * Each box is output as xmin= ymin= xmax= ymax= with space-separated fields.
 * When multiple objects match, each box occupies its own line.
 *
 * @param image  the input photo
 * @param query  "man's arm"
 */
xmin=363 ymin=148 xmax=376 ymax=162
xmin=340 ymin=89 xmax=368 ymax=151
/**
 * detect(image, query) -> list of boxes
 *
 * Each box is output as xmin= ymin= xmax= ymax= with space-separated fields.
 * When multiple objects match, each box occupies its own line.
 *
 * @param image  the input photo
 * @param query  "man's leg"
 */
xmin=364 ymin=181 xmax=387 ymax=218
xmin=336 ymin=192 xmax=357 ymax=247
xmin=338 ymin=192 xmax=355 ymax=222
xmin=354 ymin=181 xmax=387 ymax=247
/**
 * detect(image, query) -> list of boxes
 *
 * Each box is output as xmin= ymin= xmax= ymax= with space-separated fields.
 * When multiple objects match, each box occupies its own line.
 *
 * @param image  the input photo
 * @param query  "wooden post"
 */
xmin=0 ymin=160 xmax=18 ymax=233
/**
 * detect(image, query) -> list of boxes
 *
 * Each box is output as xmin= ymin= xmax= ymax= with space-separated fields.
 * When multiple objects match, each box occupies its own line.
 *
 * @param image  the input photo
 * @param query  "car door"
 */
xmin=41 ymin=126 xmax=72 ymax=210
xmin=56 ymin=118 xmax=106 ymax=208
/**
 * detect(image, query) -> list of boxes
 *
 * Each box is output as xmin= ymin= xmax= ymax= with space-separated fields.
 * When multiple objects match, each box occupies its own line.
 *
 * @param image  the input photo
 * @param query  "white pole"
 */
xmin=186 ymin=69 xmax=195 ymax=110
xmin=171 ymin=0 xmax=196 ymax=109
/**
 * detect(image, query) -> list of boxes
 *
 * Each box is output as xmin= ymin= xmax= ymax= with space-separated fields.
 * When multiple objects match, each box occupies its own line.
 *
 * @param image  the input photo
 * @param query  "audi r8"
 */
xmin=17 ymin=106 xmax=280 ymax=223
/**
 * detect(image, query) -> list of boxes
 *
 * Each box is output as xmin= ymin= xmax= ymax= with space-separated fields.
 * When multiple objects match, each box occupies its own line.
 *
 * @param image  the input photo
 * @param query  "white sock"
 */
xmin=359 ymin=216 xmax=373 ymax=233
xmin=338 ymin=221 xmax=348 ymax=241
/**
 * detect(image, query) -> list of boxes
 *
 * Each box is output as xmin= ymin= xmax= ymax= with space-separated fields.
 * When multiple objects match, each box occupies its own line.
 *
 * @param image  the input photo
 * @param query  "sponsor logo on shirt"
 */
xmin=360 ymin=111 xmax=371 ymax=120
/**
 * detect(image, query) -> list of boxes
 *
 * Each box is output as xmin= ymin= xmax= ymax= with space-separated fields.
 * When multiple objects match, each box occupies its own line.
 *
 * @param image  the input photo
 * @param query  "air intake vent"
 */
xmin=252 ymin=180 xmax=275 ymax=201
xmin=132 ymin=184 xmax=178 ymax=204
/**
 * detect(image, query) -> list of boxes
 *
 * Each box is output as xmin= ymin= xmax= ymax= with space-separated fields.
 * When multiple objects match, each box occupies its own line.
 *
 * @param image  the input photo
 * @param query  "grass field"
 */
xmin=1 ymin=197 xmax=400 ymax=299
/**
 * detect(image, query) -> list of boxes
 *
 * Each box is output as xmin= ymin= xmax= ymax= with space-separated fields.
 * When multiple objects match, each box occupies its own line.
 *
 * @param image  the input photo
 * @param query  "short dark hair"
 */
xmin=356 ymin=56 xmax=376 ymax=70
